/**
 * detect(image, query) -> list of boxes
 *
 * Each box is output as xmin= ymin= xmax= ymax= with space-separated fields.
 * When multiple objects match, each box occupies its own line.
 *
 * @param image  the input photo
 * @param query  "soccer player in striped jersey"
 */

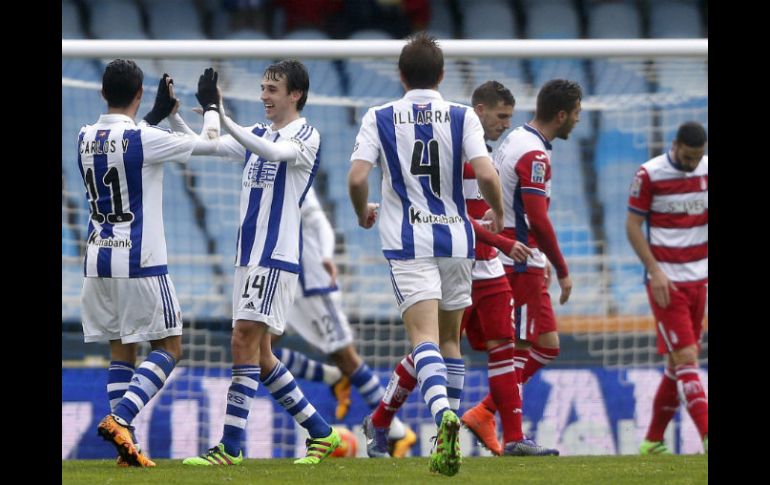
xmin=349 ymin=33 xmax=504 ymax=476
xmin=492 ymin=79 xmax=580 ymax=394
xmin=179 ymin=61 xmax=340 ymax=466
xmin=271 ymin=186 xmax=417 ymax=457
xmin=459 ymin=81 xmax=559 ymax=457
xmin=362 ymin=81 xmax=557 ymax=458
xmin=627 ymin=122 xmax=708 ymax=455
xmin=81 ymin=59 xmax=221 ymax=467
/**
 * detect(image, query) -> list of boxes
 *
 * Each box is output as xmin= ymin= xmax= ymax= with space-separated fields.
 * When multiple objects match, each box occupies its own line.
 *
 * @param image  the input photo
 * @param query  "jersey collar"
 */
xmin=98 ymin=113 xmax=136 ymax=125
xmin=271 ymin=117 xmax=307 ymax=137
xmin=403 ymin=89 xmax=444 ymax=102
xmin=666 ymin=151 xmax=688 ymax=171
xmin=524 ymin=123 xmax=552 ymax=150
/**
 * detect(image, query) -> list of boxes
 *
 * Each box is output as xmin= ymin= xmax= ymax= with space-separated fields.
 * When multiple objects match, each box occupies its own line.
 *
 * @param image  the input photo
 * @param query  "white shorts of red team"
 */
xmin=232 ymin=265 xmax=299 ymax=335
xmin=388 ymin=257 xmax=473 ymax=315
xmin=81 ymin=274 xmax=183 ymax=344
xmin=285 ymin=288 xmax=354 ymax=354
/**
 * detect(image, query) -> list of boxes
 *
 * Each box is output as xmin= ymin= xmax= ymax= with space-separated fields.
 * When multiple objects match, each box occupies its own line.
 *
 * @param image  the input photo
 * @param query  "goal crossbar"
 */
xmin=62 ymin=39 xmax=708 ymax=59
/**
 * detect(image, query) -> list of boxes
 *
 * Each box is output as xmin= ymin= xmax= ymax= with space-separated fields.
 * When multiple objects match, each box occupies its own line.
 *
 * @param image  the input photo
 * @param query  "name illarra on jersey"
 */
xmin=350 ymin=89 xmax=489 ymax=260
xmin=78 ymin=114 xmax=198 ymax=278
xmin=231 ymin=118 xmax=321 ymax=273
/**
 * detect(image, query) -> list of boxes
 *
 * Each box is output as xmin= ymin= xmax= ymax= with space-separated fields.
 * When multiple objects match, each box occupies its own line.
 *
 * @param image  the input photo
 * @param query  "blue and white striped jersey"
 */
xmin=298 ymin=187 xmax=338 ymax=296
xmin=212 ymin=117 xmax=321 ymax=273
xmin=77 ymin=114 xmax=199 ymax=278
xmin=350 ymin=89 xmax=488 ymax=260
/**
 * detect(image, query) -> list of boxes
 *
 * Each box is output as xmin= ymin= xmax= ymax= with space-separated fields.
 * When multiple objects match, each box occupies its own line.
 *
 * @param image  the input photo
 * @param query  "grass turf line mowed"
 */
xmin=62 ymin=455 xmax=707 ymax=485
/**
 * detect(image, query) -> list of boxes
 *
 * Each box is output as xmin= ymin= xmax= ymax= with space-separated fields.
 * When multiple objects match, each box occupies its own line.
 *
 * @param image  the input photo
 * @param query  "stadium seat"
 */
xmin=659 ymin=98 xmax=708 ymax=147
xmin=146 ymin=0 xmax=206 ymax=40
xmin=461 ymin=1 xmax=527 ymax=98
xmin=525 ymin=1 xmax=590 ymax=140
xmin=548 ymin=137 xmax=591 ymax=224
xmin=587 ymin=2 xmax=650 ymax=97
xmin=62 ymin=0 xmax=85 ymax=39
xmin=427 ymin=0 xmax=454 ymax=38
xmin=87 ymin=0 xmax=147 ymax=40
xmin=284 ymin=29 xmax=344 ymax=97
xmin=648 ymin=1 xmax=706 ymax=94
xmin=649 ymin=1 xmax=704 ymax=38
xmin=346 ymin=29 xmax=403 ymax=101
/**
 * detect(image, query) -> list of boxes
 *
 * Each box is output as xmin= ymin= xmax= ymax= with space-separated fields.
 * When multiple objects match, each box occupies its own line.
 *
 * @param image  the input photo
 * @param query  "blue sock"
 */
xmin=113 ymin=350 xmax=176 ymax=426
xmin=274 ymin=348 xmax=342 ymax=385
xmin=262 ymin=362 xmax=332 ymax=439
xmin=350 ymin=362 xmax=385 ymax=408
xmin=220 ymin=365 xmax=260 ymax=456
xmin=107 ymin=361 xmax=135 ymax=412
xmin=444 ymin=357 xmax=465 ymax=413
xmin=412 ymin=342 xmax=451 ymax=427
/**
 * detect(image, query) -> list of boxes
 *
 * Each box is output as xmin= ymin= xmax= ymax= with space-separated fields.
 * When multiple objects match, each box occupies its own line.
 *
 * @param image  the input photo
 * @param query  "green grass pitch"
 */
xmin=62 ymin=455 xmax=707 ymax=485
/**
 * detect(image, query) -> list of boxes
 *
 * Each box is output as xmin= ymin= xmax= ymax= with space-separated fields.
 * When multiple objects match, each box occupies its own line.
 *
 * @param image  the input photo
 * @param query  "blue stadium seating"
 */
xmin=346 ymin=29 xmax=403 ymax=102
xmin=649 ymin=1 xmax=704 ymax=38
xmin=587 ymin=1 xmax=649 ymax=97
xmin=87 ymin=0 xmax=147 ymax=40
xmin=146 ymin=0 xmax=206 ymax=40
xmin=427 ymin=0 xmax=453 ymax=38
xmin=525 ymin=1 xmax=591 ymax=141
xmin=62 ymin=0 xmax=708 ymax=320
xmin=62 ymin=0 xmax=85 ymax=39
xmin=461 ymin=1 xmax=527 ymax=95
xmin=285 ymin=29 xmax=344 ymax=97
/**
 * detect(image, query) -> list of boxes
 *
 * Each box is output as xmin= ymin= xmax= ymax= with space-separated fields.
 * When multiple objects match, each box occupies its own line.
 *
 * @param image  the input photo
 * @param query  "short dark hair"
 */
xmin=264 ymin=59 xmax=310 ymax=111
xmin=535 ymin=79 xmax=582 ymax=122
xmin=471 ymin=81 xmax=515 ymax=108
xmin=102 ymin=59 xmax=143 ymax=108
xmin=676 ymin=121 xmax=707 ymax=147
xmin=398 ymin=32 xmax=444 ymax=89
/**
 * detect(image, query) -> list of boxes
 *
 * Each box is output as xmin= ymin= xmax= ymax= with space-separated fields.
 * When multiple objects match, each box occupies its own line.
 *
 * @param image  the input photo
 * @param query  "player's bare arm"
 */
xmin=468 ymin=155 xmax=504 ymax=232
xmin=626 ymin=211 xmax=677 ymax=308
xmin=348 ymin=160 xmax=378 ymax=228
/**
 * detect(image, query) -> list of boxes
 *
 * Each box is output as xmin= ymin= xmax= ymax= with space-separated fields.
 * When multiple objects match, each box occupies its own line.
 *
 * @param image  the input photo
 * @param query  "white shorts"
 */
xmin=388 ymin=257 xmax=473 ymax=315
xmin=81 ymin=274 xmax=183 ymax=344
xmin=232 ymin=265 xmax=298 ymax=335
xmin=285 ymin=288 xmax=354 ymax=354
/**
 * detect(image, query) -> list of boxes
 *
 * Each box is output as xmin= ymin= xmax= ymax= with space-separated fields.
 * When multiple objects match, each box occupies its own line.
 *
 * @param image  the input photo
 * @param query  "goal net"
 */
xmin=62 ymin=39 xmax=708 ymax=459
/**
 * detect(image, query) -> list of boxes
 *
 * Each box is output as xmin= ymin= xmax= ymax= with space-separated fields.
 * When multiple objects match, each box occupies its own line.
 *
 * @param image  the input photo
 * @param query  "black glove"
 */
xmin=143 ymin=74 xmax=177 ymax=125
xmin=196 ymin=67 xmax=219 ymax=112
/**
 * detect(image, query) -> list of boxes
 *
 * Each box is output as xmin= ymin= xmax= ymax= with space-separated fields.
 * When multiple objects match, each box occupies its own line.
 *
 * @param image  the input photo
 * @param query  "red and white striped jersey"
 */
xmin=463 ymin=162 xmax=505 ymax=281
xmin=628 ymin=152 xmax=708 ymax=285
xmin=493 ymin=124 xmax=553 ymax=270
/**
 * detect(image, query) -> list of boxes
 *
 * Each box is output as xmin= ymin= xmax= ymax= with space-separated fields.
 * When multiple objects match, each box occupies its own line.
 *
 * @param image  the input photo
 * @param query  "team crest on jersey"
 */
xmin=531 ymin=162 xmax=546 ymax=184
xmin=244 ymin=159 xmax=278 ymax=188
xmin=630 ymin=175 xmax=643 ymax=197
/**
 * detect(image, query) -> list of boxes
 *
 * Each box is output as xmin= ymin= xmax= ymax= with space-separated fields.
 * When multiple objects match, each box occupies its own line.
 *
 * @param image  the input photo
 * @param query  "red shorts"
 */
xmin=647 ymin=283 xmax=707 ymax=355
xmin=505 ymin=268 xmax=557 ymax=342
xmin=461 ymin=277 xmax=514 ymax=351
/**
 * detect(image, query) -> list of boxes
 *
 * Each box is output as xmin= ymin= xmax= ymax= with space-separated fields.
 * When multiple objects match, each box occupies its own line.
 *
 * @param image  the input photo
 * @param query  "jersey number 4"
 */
xmin=410 ymin=139 xmax=441 ymax=196
xmin=83 ymin=167 xmax=135 ymax=224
